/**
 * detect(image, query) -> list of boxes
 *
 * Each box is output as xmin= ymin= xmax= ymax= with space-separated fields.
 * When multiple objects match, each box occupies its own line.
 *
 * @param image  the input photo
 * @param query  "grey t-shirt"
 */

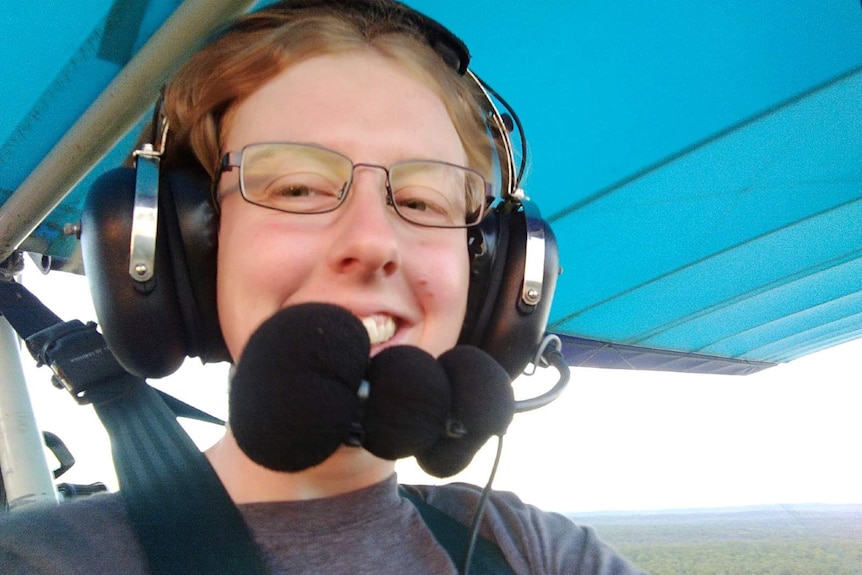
xmin=0 ymin=476 xmax=645 ymax=574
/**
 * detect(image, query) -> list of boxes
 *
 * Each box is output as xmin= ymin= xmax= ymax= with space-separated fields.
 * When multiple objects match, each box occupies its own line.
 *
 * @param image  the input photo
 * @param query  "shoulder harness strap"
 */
xmin=399 ymin=486 xmax=516 ymax=575
xmin=0 ymin=280 xmax=268 ymax=575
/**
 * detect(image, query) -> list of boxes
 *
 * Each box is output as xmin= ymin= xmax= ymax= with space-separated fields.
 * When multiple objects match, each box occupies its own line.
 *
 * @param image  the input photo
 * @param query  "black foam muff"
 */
xmin=81 ymin=166 xmax=558 ymax=380
xmin=81 ymin=166 xmax=228 ymax=378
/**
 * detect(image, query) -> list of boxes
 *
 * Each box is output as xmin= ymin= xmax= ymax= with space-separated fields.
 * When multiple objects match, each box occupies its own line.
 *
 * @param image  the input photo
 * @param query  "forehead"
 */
xmin=222 ymin=50 xmax=467 ymax=166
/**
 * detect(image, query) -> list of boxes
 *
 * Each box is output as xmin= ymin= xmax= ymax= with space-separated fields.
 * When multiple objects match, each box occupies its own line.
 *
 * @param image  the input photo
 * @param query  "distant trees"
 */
xmin=619 ymin=541 xmax=861 ymax=575
xmin=576 ymin=507 xmax=862 ymax=575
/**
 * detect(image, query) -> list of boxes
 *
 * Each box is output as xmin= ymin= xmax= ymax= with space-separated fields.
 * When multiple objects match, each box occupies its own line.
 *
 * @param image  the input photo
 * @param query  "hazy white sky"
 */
xmin=15 ymin=260 xmax=862 ymax=513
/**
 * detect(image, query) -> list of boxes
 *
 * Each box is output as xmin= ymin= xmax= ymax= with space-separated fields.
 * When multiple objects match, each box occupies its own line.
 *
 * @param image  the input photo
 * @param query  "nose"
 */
xmin=328 ymin=166 xmax=401 ymax=279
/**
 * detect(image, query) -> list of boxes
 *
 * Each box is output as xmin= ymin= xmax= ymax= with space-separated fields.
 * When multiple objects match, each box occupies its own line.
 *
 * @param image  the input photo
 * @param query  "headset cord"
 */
xmin=461 ymin=345 xmax=572 ymax=573
xmin=462 ymin=434 xmax=506 ymax=575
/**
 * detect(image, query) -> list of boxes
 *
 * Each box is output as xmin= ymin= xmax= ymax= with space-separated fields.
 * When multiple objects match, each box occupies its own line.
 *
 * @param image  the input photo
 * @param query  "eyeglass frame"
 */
xmin=214 ymin=142 xmax=496 ymax=229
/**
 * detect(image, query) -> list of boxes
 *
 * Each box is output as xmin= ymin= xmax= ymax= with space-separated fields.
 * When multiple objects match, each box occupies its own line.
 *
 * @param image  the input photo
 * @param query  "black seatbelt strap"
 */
xmin=96 ymin=380 xmax=268 ymax=575
xmin=400 ymin=486 xmax=516 ymax=575
xmin=0 ymin=279 xmax=268 ymax=575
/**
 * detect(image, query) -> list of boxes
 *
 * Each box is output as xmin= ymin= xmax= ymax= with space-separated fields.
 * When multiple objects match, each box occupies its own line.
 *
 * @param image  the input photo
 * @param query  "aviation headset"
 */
xmin=80 ymin=0 xmax=560 ymax=381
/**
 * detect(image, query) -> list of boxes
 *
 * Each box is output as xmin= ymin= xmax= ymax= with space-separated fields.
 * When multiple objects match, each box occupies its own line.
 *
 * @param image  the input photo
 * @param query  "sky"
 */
xmin=13 ymin=259 xmax=862 ymax=514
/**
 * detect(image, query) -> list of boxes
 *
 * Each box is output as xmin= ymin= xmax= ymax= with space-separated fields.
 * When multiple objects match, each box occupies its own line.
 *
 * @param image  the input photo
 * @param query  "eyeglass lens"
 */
xmin=238 ymin=143 xmax=487 ymax=227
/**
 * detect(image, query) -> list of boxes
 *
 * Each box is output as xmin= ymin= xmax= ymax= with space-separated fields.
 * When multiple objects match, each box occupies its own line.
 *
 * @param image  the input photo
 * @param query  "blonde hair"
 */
xmin=162 ymin=1 xmax=495 ymax=185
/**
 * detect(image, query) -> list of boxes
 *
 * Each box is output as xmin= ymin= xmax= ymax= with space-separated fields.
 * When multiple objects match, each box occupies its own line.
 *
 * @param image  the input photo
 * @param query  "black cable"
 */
xmin=460 ymin=343 xmax=572 ymax=572
xmin=474 ymin=76 xmax=529 ymax=188
xmin=514 ymin=350 xmax=572 ymax=413
xmin=0 ymin=465 xmax=7 ymax=513
xmin=462 ymin=434 xmax=506 ymax=575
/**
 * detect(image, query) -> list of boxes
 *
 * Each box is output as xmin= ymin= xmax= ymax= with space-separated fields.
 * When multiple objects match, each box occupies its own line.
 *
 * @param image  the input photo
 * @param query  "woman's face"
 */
xmin=216 ymin=50 xmax=471 ymax=362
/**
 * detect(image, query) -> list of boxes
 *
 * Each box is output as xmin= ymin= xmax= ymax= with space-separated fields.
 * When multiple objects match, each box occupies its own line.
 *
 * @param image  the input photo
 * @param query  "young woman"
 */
xmin=0 ymin=2 xmax=645 ymax=573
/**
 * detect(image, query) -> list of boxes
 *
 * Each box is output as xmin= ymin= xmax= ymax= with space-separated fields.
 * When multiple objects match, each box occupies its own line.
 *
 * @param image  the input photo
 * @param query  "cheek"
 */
xmin=215 ymin=224 xmax=254 ymax=361
xmin=411 ymin=238 xmax=471 ymax=322
xmin=442 ymin=254 xmax=470 ymax=309
xmin=215 ymin=205 xmax=304 ymax=360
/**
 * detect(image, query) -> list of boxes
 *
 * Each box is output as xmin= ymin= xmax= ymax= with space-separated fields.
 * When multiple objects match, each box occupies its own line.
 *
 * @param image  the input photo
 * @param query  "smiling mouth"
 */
xmin=361 ymin=315 xmax=397 ymax=345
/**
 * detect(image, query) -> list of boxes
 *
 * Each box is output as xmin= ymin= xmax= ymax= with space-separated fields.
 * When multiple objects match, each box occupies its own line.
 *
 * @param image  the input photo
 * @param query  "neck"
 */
xmin=206 ymin=428 xmax=396 ymax=503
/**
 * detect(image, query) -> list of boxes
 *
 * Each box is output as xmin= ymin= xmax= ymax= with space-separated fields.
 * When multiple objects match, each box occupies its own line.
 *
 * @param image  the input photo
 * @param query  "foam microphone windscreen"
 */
xmin=438 ymin=345 xmax=514 ymax=438
xmin=417 ymin=345 xmax=514 ymax=478
xmin=362 ymin=345 xmax=451 ymax=461
xmin=229 ymin=303 xmax=370 ymax=472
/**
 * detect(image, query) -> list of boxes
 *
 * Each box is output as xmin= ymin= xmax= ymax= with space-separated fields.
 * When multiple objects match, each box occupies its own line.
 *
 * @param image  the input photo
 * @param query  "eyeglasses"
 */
xmin=217 ymin=142 xmax=493 ymax=228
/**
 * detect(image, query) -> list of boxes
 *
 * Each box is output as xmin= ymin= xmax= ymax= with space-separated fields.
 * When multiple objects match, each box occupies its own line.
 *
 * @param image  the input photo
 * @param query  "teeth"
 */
xmin=361 ymin=316 xmax=396 ymax=345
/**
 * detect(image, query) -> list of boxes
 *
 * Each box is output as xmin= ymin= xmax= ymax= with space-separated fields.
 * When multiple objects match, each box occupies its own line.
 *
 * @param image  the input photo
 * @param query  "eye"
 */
xmin=393 ymin=186 xmax=459 ymax=226
xmin=256 ymin=173 xmax=344 ymax=212
xmin=398 ymin=196 xmax=433 ymax=212
xmin=272 ymin=184 xmax=319 ymax=197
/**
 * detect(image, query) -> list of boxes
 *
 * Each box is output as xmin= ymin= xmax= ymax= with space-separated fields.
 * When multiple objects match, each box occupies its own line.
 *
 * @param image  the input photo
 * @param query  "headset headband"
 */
xmin=231 ymin=0 xmax=471 ymax=71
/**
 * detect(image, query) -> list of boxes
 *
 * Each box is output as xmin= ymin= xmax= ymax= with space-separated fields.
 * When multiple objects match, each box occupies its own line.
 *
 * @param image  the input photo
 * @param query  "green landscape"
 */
xmin=572 ymin=504 xmax=862 ymax=575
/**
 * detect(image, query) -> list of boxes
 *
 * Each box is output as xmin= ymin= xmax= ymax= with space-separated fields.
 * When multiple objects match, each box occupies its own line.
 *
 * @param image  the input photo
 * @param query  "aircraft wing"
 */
xmin=2 ymin=0 xmax=860 ymax=375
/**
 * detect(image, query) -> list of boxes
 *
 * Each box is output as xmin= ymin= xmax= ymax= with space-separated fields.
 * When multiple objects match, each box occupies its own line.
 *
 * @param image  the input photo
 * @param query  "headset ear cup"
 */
xmin=461 ymin=207 xmax=560 ymax=379
xmin=80 ymin=166 xmax=228 ymax=379
xmin=81 ymin=168 xmax=186 ymax=378
xmin=160 ymin=169 xmax=228 ymax=364
xmin=459 ymin=211 xmax=507 ymax=348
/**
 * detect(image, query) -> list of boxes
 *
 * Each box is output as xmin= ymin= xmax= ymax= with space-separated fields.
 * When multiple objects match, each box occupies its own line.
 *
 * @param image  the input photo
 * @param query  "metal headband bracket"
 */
xmin=128 ymin=144 xmax=161 ymax=282
xmin=520 ymin=200 xmax=546 ymax=307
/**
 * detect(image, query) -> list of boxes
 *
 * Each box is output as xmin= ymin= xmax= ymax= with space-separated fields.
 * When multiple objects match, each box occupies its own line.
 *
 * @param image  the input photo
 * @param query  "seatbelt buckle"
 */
xmin=25 ymin=320 xmax=133 ymax=404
